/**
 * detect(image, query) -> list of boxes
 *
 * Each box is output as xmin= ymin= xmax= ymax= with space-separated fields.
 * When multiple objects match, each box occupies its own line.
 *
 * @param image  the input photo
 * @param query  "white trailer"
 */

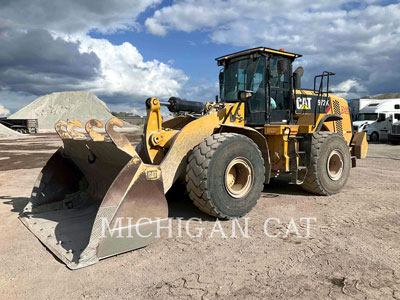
xmin=350 ymin=98 xmax=382 ymax=121
xmin=355 ymin=99 xmax=400 ymax=141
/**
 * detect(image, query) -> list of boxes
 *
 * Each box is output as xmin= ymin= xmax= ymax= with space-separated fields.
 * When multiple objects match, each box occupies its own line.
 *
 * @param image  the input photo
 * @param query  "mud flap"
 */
xmin=19 ymin=118 xmax=168 ymax=269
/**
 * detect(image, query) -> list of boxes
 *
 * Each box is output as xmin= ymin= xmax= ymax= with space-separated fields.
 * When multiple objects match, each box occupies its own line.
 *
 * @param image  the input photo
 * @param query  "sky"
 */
xmin=0 ymin=0 xmax=399 ymax=116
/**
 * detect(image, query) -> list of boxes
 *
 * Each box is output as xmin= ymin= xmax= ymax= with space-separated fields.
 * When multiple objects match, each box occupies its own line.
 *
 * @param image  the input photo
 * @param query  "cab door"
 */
xmin=377 ymin=113 xmax=390 ymax=140
xmin=245 ymin=57 xmax=268 ymax=126
xmin=268 ymin=56 xmax=292 ymax=123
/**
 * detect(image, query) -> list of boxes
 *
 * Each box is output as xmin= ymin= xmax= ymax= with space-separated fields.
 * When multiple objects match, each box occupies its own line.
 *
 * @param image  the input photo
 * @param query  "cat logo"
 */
xmin=296 ymin=97 xmax=311 ymax=110
xmin=146 ymin=168 xmax=161 ymax=180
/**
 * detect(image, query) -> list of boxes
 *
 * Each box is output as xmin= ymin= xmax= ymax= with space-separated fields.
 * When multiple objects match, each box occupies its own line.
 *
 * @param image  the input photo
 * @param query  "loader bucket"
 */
xmin=19 ymin=118 xmax=168 ymax=269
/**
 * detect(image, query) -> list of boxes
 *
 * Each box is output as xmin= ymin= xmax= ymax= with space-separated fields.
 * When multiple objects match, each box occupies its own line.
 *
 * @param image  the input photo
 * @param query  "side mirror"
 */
xmin=238 ymin=90 xmax=254 ymax=101
xmin=219 ymin=69 xmax=224 ymax=87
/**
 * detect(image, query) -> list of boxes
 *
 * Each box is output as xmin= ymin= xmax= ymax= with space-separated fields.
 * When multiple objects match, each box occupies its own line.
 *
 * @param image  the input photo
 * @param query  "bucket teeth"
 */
xmin=55 ymin=120 xmax=72 ymax=139
xmin=105 ymin=118 xmax=138 ymax=158
xmin=67 ymin=120 xmax=86 ymax=140
xmin=85 ymin=119 xmax=105 ymax=141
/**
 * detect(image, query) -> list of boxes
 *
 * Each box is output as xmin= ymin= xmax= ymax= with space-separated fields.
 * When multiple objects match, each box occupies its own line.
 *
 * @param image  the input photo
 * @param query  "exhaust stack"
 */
xmin=293 ymin=66 xmax=304 ymax=89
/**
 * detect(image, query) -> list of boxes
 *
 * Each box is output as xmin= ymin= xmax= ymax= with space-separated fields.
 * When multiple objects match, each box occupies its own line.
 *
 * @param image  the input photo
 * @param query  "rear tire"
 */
xmin=186 ymin=133 xmax=265 ymax=219
xmin=301 ymin=132 xmax=351 ymax=195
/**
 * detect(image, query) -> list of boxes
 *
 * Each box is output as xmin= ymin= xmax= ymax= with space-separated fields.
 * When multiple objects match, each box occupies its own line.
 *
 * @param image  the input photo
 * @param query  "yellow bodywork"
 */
xmin=142 ymin=91 xmax=367 ymax=180
xmin=143 ymin=98 xmax=247 ymax=189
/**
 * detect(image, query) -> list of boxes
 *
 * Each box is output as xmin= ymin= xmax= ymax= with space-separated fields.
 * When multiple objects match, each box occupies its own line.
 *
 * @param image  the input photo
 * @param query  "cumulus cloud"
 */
xmin=145 ymin=0 xmax=351 ymax=37
xmin=146 ymin=0 xmax=400 ymax=97
xmin=0 ymin=28 xmax=100 ymax=95
xmin=0 ymin=104 xmax=10 ymax=117
xmin=331 ymin=79 xmax=368 ymax=99
xmin=179 ymin=79 xmax=219 ymax=102
xmin=0 ymin=0 xmax=162 ymax=34
xmin=0 ymin=90 xmax=36 ymax=114
xmin=72 ymin=35 xmax=188 ymax=100
xmin=0 ymin=0 xmax=188 ymax=112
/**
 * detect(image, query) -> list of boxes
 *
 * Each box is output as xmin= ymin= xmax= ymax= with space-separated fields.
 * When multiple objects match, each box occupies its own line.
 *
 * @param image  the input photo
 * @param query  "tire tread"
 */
xmin=186 ymin=133 xmax=264 ymax=218
xmin=301 ymin=131 xmax=346 ymax=195
xmin=302 ymin=132 xmax=329 ymax=195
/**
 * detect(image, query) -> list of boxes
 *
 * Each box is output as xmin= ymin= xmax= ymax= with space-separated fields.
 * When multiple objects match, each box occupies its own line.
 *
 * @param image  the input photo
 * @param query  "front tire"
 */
xmin=370 ymin=132 xmax=379 ymax=142
xmin=301 ymin=132 xmax=351 ymax=195
xmin=390 ymin=139 xmax=400 ymax=145
xmin=186 ymin=133 xmax=265 ymax=219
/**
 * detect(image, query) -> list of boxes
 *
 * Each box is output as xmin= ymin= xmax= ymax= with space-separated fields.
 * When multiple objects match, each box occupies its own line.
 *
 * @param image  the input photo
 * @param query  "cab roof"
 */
xmin=215 ymin=47 xmax=302 ymax=65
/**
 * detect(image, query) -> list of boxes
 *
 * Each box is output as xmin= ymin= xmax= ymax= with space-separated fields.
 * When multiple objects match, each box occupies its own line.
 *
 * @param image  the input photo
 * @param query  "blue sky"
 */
xmin=90 ymin=29 xmax=231 ymax=84
xmin=0 ymin=0 xmax=400 ymax=116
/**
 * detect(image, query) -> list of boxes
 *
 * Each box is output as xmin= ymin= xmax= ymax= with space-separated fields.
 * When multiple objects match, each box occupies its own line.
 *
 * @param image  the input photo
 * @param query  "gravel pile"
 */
xmin=0 ymin=123 xmax=23 ymax=139
xmin=9 ymin=91 xmax=115 ymax=130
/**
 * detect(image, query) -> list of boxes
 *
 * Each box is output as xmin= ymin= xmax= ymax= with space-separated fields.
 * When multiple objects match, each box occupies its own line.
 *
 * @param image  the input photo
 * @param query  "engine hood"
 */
xmin=353 ymin=120 xmax=374 ymax=127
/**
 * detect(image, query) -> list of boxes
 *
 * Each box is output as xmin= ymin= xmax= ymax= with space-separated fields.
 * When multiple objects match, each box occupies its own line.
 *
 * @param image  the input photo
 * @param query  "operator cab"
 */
xmin=216 ymin=47 xmax=302 ymax=126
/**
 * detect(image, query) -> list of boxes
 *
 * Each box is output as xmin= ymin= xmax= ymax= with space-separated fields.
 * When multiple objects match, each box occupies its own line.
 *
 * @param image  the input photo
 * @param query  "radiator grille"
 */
xmin=393 ymin=125 xmax=400 ymax=135
xmin=333 ymin=100 xmax=343 ymax=136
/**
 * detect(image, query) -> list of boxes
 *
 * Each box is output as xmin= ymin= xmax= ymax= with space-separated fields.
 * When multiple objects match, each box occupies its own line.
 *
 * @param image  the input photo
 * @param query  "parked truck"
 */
xmin=0 ymin=118 xmax=38 ymax=134
xmin=355 ymin=99 xmax=400 ymax=142
xmin=388 ymin=120 xmax=400 ymax=145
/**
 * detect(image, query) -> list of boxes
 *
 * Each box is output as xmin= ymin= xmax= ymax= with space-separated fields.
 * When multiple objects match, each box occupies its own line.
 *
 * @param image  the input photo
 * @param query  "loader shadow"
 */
xmin=166 ymin=183 xmax=216 ymax=221
xmin=262 ymin=174 xmax=314 ymax=196
xmin=165 ymin=176 xmax=314 ymax=220
xmin=0 ymin=195 xmax=30 ymax=213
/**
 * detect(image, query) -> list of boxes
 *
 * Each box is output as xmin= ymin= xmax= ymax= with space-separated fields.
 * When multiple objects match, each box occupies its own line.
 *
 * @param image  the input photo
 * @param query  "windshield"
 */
xmin=220 ymin=56 xmax=264 ymax=102
xmin=358 ymin=113 xmax=378 ymax=121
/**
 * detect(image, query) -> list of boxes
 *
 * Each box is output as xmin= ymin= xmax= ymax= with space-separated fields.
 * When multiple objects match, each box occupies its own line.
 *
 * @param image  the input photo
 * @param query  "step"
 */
xmin=288 ymin=136 xmax=304 ymax=140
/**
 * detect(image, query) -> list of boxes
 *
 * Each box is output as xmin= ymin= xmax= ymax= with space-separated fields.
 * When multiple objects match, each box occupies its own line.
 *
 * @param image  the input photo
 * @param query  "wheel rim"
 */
xmin=224 ymin=157 xmax=254 ymax=198
xmin=326 ymin=150 xmax=344 ymax=181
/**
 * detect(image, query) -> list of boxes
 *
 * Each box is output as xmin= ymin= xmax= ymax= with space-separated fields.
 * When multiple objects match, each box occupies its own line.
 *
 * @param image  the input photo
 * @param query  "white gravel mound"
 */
xmin=9 ymin=91 xmax=115 ymax=130
xmin=0 ymin=123 xmax=23 ymax=139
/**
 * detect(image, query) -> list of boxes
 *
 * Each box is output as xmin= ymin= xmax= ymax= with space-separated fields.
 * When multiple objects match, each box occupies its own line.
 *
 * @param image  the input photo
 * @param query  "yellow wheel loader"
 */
xmin=20 ymin=47 xmax=368 ymax=269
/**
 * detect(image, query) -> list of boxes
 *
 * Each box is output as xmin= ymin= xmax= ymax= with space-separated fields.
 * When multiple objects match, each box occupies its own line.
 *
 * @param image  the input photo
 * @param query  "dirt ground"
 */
xmin=0 ymin=134 xmax=399 ymax=300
